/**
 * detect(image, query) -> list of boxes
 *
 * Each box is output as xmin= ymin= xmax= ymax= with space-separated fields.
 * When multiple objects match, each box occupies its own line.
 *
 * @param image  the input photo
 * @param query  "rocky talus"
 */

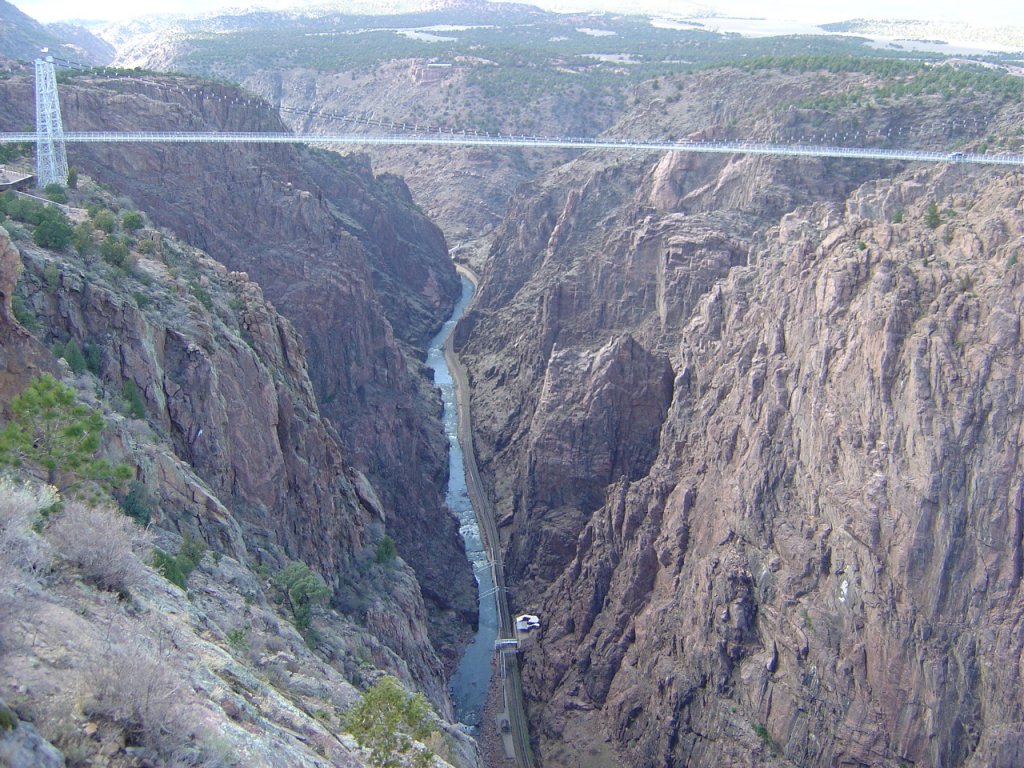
xmin=0 ymin=71 xmax=477 ymax=660
xmin=458 ymin=69 xmax=1024 ymax=767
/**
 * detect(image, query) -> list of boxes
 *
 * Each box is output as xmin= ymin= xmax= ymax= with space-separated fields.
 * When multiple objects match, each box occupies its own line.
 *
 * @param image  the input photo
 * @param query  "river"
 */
xmin=425 ymin=274 xmax=497 ymax=728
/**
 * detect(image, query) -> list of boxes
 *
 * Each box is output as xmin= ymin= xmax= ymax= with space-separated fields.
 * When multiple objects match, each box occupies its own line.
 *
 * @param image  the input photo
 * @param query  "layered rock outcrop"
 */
xmin=458 ymin=68 xmax=1024 ymax=766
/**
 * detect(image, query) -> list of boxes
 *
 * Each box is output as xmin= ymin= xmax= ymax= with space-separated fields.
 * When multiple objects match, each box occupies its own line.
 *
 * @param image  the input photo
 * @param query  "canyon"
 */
xmin=1 ymin=4 xmax=1024 ymax=766
xmin=0 ymin=69 xmax=479 ymax=670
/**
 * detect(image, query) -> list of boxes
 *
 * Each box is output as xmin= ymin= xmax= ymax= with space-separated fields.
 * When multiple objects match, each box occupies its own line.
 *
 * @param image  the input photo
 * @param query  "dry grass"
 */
xmin=83 ymin=627 xmax=188 ymax=755
xmin=0 ymin=477 xmax=56 ymax=648
xmin=47 ymin=500 xmax=152 ymax=594
xmin=0 ymin=476 xmax=55 ymax=576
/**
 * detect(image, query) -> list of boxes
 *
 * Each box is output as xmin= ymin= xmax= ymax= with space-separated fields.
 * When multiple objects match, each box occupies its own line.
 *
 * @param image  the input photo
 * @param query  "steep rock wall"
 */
xmin=9 ymin=225 xmax=453 ymax=711
xmin=0 ymin=72 xmax=477 ymax=655
xmin=458 ymin=70 xmax=1024 ymax=766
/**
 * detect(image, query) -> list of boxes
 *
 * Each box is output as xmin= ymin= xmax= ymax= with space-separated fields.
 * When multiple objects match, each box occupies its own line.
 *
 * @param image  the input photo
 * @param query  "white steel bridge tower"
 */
xmin=34 ymin=56 xmax=68 ymax=187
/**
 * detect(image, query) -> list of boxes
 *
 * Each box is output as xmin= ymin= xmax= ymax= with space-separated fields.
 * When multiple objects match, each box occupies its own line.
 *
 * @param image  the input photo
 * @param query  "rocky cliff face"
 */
xmin=0 ymin=71 xmax=477 ymax=660
xmin=458 ymin=68 xmax=1024 ymax=766
xmin=0 ymin=215 xmax=483 ymax=766
xmin=7 ymin=217 xmax=453 ymax=709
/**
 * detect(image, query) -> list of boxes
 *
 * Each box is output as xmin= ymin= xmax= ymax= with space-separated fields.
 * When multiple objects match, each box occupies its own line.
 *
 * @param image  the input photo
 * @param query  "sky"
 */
xmin=12 ymin=0 xmax=1024 ymax=27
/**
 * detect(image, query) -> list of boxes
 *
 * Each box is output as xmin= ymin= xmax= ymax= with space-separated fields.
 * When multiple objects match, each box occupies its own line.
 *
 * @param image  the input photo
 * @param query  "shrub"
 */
xmin=33 ymin=207 xmax=73 ymax=249
xmin=0 ymin=477 xmax=56 ymax=579
xmin=152 ymin=548 xmax=187 ymax=588
xmin=43 ymin=183 xmax=67 ymax=203
xmin=152 ymin=533 xmax=206 ymax=589
xmin=73 ymin=221 xmax=93 ymax=255
xmin=179 ymin=532 xmax=206 ymax=569
xmin=122 ymin=380 xmax=146 ymax=419
xmin=43 ymin=260 xmax=60 ymax=290
xmin=0 ymin=702 xmax=16 ymax=731
xmin=99 ymin=236 xmax=132 ymax=270
xmin=47 ymin=501 xmax=152 ymax=593
xmin=117 ymin=480 xmax=154 ymax=525
xmin=344 ymin=675 xmax=436 ymax=768
xmin=84 ymin=629 xmax=190 ymax=757
xmin=226 ymin=628 xmax=248 ymax=651
xmin=10 ymin=294 xmax=40 ymax=331
xmin=58 ymin=339 xmax=88 ymax=374
xmin=121 ymin=211 xmax=144 ymax=232
xmin=753 ymin=722 xmax=778 ymax=753
xmin=375 ymin=535 xmax=397 ymax=564
xmin=272 ymin=561 xmax=331 ymax=630
xmin=66 ymin=166 xmax=78 ymax=189
xmin=91 ymin=209 xmax=115 ymax=234
xmin=83 ymin=341 xmax=103 ymax=375
xmin=190 ymin=283 xmax=214 ymax=311
xmin=924 ymin=201 xmax=941 ymax=229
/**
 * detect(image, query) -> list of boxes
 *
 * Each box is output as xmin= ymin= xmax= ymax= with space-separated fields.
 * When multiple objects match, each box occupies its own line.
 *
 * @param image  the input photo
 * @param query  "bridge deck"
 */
xmin=1 ymin=132 xmax=1021 ymax=167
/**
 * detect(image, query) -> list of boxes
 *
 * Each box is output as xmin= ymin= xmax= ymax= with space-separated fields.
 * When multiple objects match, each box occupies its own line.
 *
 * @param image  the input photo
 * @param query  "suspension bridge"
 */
xmin=3 ymin=58 xmax=1023 ymax=188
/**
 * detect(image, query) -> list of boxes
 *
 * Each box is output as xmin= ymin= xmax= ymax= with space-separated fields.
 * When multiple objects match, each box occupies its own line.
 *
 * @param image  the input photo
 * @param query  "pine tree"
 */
xmin=0 ymin=374 xmax=132 ymax=492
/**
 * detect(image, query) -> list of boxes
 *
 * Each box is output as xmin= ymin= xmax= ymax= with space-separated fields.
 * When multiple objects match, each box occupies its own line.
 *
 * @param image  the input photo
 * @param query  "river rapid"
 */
xmin=425 ymin=274 xmax=497 ymax=728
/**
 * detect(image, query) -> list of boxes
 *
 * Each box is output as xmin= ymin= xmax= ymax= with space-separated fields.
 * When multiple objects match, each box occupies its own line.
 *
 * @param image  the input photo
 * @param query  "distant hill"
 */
xmin=0 ymin=0 xmax=113 ymax=64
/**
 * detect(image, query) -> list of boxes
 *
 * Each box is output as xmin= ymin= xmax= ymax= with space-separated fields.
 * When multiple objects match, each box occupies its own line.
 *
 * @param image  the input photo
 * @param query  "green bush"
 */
xmin=11 ymin=294 xmax=40 ymax=331
xmin=91 ymin=209 xmax=115 ymax=234
xmin=152 ymin=547 xmax=187 ymax=589
xmin=152 ymin=533 xmax=206 ymax=589
xmin=272 ymin=561 xmax=331 ymax=630
xmin=58 ymin=339 xmax=88 ymax=374
xmin=118 ymin=480 xmax=153 ymax=525
xmin=121 ymin=211 xmax=144 ymax=232
xmin=0 ymin=702 xmax=17 ymax=731
xmin=375 ymin=535 xmax=397 ymax=564
xmin=73 ymin=221 xmax=94 ymax=255
xmin=122 ymin=380 xmax=146 ymax=419
xmin=226 ymin=628 xmax=248 ymax=651
xmin=344 ymin=676 xmax=436 ymax=768
xmin=32 ymin=207 xmax=73 ymax=250
xmin=83 ymin=340 xmax=103 ymax=375
xmin=190 ymin=283 xmax=214 ymax=311
xmin=99 ymin=236 xmax=132 ymax=270
xmin=43 ymin=260 xmax=59 ymax=290
xmin=66 ymin=166 xmax=78 ymax=189
xmin=179 ymin=532 xmax=207 ymax=569
xmin=0 ymin=374 xmax=132 ymax=492
xmin=924 ymin=201 xmax=941 ymax=229
xmin=753 ymin=722 xmax=778 ymax=753
xmin=43 ymin=183 xmax=67 ymax=204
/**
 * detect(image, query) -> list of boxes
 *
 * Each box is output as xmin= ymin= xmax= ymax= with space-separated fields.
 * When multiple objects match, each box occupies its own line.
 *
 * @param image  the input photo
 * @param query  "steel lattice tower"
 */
xmin=34 ymin=57 xmax=68 ymax=187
